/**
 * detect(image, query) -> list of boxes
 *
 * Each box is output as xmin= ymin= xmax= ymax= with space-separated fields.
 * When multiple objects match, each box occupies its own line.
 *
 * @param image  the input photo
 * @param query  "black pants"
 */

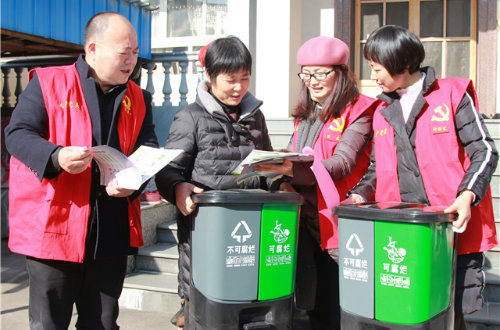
xmin=295 ymin=225 xmax=340 ymax=330
xmin=26 ymin=255 xmax=128 ymax=330
xmin=176 ymin=213 xmax=192 ymax=325
xmin=453 ymin=252 xmax=485 ymax=330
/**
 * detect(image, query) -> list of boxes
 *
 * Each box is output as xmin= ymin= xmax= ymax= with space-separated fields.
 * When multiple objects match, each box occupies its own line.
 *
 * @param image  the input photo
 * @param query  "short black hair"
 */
xmin=84 ymin=11 xmax=127 ymax=46
xmin=364 ymin=25 xmax=425 ymax=76
xmin=204 ymin=36 xmax=252 ymax=81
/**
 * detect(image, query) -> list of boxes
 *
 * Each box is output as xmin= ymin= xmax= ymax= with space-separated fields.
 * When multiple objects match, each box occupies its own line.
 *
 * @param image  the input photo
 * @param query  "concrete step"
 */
xmin=493 ymin=198 xmax=499 ymax=220
xmin=265 ymin=118 xmax=294 ymax=132
xmin=140 ymin=202 xmax=178 ymax=246
xmin=266 ymin=118 xmax=293 ymax=150
xmin=157 ymin=221 xmax=178 ymax=244
xmin=270 ymin=135 xmax=292 ymax=151
xmin=135 ymin=243 xmax=179 ymax=274
xmin=120 ymin=271 xmax=181 ymax=313
xmin=484 ymin=269 xmax=500 ymax=304
xmin=484 ymin=119 xmax=499 ymax=138
xmin=465 ymin=302 xmax=500 ymax=329
xmin=485 ymin=250 xmax=500 ymax=272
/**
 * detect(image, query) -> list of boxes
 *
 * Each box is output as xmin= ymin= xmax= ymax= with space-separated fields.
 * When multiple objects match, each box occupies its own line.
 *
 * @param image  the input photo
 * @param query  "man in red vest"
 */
xmin=4 ymin=11 xmax=158 ymax=330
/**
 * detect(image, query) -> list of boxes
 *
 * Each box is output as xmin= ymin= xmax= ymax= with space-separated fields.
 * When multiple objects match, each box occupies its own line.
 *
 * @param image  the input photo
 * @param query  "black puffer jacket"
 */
xmin=156 ymin=80 xmax=273 ymax=202
xmin=155 ymin=81 xmax=274 ymax=305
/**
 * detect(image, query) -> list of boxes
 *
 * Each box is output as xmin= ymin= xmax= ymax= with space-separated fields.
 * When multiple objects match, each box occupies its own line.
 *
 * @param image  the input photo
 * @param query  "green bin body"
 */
xmin=334 ymin=202 xmax=456 ymax=330
xmin=188 ymin=189 xmax=302 ymax=330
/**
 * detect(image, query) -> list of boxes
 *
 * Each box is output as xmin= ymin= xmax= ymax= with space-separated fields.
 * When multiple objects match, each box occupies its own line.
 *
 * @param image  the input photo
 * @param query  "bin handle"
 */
xmin=242 ymin=321 xmax=274 ymax=330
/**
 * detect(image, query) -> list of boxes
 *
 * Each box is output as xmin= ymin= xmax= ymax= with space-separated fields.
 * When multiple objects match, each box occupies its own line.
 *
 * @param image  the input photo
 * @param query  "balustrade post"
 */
xmin=178 ymin=61 xmax=188 ymax=108
xmin=145 ymin=61 xmax=155 ymax=96
xmin=2 ymin=67 xmax=12 ymax=109
xmin=162 ymin=61 xmax=172 ymax=108
xmin=14 ymin=67 xmax=23 ymax=105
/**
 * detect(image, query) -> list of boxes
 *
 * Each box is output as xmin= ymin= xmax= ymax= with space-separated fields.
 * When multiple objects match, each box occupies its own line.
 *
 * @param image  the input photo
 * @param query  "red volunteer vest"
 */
xmin=373 ymin=78 xmax=497 ymax=255
xmin=294 ymin=94 xmax=377 ymax=249
xmin=9 ymin=63 xmax=146 ymax=262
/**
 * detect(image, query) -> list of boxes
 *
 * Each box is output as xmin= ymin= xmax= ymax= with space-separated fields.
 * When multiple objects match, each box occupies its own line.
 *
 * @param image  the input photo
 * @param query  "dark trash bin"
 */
xmin=188 ymin=189 xmax=303 ymax=330
xmin=334 ymin=202 xmax=457 ymax=330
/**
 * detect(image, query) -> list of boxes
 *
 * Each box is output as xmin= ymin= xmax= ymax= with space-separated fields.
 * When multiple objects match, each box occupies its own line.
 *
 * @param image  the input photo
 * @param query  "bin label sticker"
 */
xmin=380 ymin=273 xmax=410 ymax=288
xmin=226 ymin=245 xmax=256 ymax=268
xmin=270 ymin=220 xmax=290 ymax=243
xmin=266 ymin=220 xmax=292 ymax=267
xmin=342 ymin=257 xmax=369 ymax=282
xmin=346 ymin=233 xmax=364 ymax=256
xmin=383 ymin=236 xmax=406 ymax=263
xmin=231 ymin=220 xmax=252 ymax=243
xmin=380 ymin=236 xmax=410 ymax=289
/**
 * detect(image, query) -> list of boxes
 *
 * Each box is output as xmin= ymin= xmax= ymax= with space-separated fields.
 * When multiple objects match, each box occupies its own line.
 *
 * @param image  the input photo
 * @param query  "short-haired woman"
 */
xmin=155 ymin=36 xmax=275 ymax=329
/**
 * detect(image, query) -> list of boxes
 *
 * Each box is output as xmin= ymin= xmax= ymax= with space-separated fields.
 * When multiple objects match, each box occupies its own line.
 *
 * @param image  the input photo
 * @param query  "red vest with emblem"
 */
xmin=293 ymin=94 xmax=377 ymax=249
xmin=8 ymin=63 xmax=146 ymax=262
xmin=373 ymin=78 xmax=497 ymax=255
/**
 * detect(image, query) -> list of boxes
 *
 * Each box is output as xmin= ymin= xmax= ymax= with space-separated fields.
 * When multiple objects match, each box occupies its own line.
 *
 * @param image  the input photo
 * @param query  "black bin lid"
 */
xmin=192 ymin=189 xmax=304 ymax=205
xmin=333 ymin=202 xmax=456 ymax=223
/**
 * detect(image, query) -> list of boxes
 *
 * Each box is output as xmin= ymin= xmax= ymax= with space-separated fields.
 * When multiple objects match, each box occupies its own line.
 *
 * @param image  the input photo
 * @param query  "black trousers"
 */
xmin=295 ymin=224 xmax=340 ymax=330
xmin=175 ymin=213 xmax=192 ymax=325
xmin=26 ymin=255 xmax=128 ymax=330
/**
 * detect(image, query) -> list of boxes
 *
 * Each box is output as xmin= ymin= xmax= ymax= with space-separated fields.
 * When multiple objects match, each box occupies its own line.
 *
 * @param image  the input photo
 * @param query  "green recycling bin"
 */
xmin=188 ymin=189 xmax=303 ymax=330
xmin=334 ymin=202 xmax=456 ymax=330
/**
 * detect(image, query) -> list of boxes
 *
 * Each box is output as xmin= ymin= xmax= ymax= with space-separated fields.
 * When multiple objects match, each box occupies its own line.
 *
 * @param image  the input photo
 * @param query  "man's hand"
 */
xmin=105 ymin=179 xmax=135 ymax=197
xmin=175 ymin=182 xmax=204 ymax=216
xmin=58 ymin=146 xmax=92 ymax=174
xmin=342 ymin=193 xmax=365 ymax=204
xmin=445 ymin=190 xmax=474 ymax=232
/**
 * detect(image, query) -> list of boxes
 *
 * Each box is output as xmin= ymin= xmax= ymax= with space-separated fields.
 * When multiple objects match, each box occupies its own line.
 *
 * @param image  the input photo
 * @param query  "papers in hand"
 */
xmin=91 ymin=145 xmax=183 ymax=190
xmin=232 ymin=149 xmax=313 ymax=175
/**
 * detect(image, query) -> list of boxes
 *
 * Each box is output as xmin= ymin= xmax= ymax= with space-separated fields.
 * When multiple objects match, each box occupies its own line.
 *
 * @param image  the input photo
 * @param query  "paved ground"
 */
xmin=0 ymin=239 xmax=177 ymax=330
xmin=1 ymin=239 xmax=310 ymax=330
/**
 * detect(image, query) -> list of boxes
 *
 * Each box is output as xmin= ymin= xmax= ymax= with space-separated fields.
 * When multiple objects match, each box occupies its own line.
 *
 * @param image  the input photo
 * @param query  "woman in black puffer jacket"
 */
xmin=155 ymin=36 xmax=274 ymax=329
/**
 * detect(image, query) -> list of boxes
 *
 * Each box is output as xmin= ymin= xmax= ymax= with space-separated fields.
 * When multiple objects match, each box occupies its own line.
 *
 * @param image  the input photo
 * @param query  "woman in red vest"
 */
xmin=255 ymin=36 xmax=378 ymax=330
xmin=347 ymin=25 xmax=498 ymax=330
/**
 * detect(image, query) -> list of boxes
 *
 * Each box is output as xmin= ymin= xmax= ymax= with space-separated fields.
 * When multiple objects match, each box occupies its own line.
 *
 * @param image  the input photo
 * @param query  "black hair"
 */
xmin=204 ymin=36 xmax=252 ymax=81
xmin=364 ymin=25 xmax=425 ymax=76
xmin=84 ymin=11 xmax=127 ymax=46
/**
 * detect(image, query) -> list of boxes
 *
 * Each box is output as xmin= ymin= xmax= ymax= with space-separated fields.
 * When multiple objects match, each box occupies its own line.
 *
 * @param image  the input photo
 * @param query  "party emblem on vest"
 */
xmin=328 ymin=116 xmax=345 ymax=133
xmin=122 ymin=95 xmax=132 ymax=116
xmin=431 ymin=104 xmax=450 ymax=122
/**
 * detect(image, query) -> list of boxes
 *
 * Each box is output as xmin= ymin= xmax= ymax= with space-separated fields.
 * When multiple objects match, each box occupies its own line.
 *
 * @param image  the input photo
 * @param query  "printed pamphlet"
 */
xmin=91 ymin=145 xmax=183 ymax=190
xmin=232 ymin=149 xmax=313 ymax=175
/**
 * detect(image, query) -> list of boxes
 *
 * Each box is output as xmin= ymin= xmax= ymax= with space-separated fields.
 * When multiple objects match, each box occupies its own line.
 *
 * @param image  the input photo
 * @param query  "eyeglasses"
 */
xmin=297 ymin=70 xmax=334 ymax=81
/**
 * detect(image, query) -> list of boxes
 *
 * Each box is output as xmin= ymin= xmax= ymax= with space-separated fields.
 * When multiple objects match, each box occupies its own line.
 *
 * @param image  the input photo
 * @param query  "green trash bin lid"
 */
xmin=192 ymin=189 xmax=304 ymax=205
xmin=334 ymin=202 xmax=456 ymax=223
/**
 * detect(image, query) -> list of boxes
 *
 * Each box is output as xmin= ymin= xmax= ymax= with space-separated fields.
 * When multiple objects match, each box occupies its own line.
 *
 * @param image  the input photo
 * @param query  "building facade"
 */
xmin=149 ymin=0 xmax=499 ymax=120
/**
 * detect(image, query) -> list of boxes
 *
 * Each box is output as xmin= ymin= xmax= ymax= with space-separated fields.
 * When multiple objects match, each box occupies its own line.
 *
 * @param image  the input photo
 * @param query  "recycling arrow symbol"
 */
xmin=346 ymin=233 xmax=364 ymax=256
xmin=231 ymin=220 xmax=252 ymax=243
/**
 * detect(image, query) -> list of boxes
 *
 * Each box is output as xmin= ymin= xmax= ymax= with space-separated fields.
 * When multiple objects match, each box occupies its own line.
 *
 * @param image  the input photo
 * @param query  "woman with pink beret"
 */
xmin=255 ymin=36 xmax=378 ymax=329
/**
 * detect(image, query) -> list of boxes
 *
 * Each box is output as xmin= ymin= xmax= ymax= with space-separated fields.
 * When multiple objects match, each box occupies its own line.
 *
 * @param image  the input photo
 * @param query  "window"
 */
xmin=166 ymin=0 xmax=228 ymax=37
xmin=355 ymin=0 xmax=477 ymax=89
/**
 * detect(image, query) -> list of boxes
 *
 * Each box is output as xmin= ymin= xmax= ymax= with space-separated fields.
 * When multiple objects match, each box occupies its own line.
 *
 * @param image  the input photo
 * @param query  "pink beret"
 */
xmin=297 ymin=36 xmax=349 ymax=66
xmin=198 ymin=42 xmax=213 ymax=68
